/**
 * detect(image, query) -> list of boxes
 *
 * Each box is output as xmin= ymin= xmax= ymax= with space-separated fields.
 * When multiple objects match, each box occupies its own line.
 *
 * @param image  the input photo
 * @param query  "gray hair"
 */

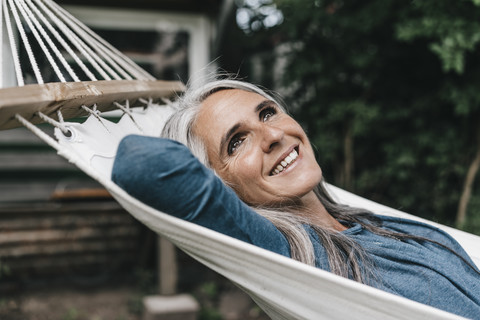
xmin=162 ymin=78 xmax=373 ymax=283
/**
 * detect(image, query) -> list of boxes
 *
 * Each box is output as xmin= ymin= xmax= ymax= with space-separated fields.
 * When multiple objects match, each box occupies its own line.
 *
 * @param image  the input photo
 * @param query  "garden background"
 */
xmin=221 ymin=0 xmax=480 ymax=234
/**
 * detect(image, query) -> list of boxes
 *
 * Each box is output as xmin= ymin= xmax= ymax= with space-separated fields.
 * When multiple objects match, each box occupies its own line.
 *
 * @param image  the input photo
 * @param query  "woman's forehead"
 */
xmin=193 ymin=89 xmax=267 ymax=145
xmin=198 ymin=89 xmax=266 ymax=122
xmin=202 ymin=89 xmax=265 ymax=111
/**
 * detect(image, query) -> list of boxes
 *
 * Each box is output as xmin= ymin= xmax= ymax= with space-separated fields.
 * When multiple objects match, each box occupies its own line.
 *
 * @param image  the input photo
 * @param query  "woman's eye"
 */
xmin=260 ymin=106 xmax=277 ymax=122
xmin=228 ymin=135 xmax=244 ymax=155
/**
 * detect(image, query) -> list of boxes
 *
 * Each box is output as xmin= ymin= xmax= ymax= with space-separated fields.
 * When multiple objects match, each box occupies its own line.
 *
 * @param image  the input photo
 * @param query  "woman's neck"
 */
xmin=300 ymin=191 xmax=347 ymax=232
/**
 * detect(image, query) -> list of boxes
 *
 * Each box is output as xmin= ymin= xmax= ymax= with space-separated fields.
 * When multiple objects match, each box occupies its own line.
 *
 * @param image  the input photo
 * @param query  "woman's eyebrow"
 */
xmin=255 ymin=100 xmax=273 ymax=112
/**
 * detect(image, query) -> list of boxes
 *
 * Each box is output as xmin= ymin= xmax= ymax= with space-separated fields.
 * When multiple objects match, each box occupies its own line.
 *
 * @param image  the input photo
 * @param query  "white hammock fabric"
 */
xmin=17 ymin=103 xmax=477 ymax=320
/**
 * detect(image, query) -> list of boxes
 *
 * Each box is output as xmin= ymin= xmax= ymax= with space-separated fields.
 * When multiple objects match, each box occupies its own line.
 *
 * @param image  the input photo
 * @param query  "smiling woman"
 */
xmin=111 ymin=78 xmax=480 ymax=319
xmin=193 ymin=89 xmax=325 ymax=210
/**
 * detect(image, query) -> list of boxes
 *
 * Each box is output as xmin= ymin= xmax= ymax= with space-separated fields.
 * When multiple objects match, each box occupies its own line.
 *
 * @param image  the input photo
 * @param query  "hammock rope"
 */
xmin=0 ymin=0 xmax=156 ymax=87
xmin=40 ymin=0 xmax=123 ymax=81
xmin=114 ymin=100 xmax=144 ymax=133
xmin=80 ymin=104 xmax=112 ymax=132
xmin=15 ymin=0 xmax=66 ymax=82
xmin=14 ymin=113 xmax=63 ymax=150
xmin=31 ymin=0 xmax=95 ymax=81
xmin=3 ymin=0 xmax=25 ymax=86
xmin=8 ymin=0 xmax=45 ymax=84
xmin=45 ymin=0 xmax=153 ymax=80
xmin=36 ymin=110 xmax=69 ymax=134
xmin=22 ymin=0 xmax=79 ymax=81
xmin=139 ymin=97 xmax=154 ymax=107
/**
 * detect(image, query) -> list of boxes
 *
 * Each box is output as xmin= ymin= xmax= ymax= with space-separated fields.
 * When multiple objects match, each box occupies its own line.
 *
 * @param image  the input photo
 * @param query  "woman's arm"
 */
xmin=112 ymin=135 xmax=290 ymax=257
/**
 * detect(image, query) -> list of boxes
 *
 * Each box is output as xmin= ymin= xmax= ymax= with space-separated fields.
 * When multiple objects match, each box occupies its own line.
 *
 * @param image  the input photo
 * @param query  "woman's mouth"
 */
xmin=270 ymin=148 xmax=299 ymax=176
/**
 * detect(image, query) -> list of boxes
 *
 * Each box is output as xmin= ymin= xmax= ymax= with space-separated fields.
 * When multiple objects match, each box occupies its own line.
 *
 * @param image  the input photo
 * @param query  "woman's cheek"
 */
xmin=240 ymin=149 xmax=263 ymax=180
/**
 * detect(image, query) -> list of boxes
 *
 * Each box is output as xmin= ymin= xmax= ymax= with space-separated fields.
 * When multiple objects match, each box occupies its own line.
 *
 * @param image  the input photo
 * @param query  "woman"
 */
xmin=112 ymin=79 xmax=480 ymax=319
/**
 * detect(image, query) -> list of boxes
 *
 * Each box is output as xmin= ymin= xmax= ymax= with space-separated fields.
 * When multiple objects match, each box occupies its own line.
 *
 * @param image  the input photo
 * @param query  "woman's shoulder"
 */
xmin=373 ymin=214 xmax=463 ymax=247
xmin=374 ymin=214 xmax=442 ymax=232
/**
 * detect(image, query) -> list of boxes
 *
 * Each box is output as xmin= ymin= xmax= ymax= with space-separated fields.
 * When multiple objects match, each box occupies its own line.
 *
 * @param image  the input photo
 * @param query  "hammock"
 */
xmin=1 ymin=1 xmax=479 ymax=319
xmin=10 ymin=102 xmax=480 ymax=320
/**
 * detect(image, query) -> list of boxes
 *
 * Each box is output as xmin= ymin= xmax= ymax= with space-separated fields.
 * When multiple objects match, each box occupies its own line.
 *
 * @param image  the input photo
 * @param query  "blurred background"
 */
xmin=1 ymin=0 xmax=480 ymax=319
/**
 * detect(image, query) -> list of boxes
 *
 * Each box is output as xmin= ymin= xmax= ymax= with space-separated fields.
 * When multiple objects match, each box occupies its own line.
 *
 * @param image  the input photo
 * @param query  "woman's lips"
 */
xmin=270 ymin=146 xmax=299 ymax=176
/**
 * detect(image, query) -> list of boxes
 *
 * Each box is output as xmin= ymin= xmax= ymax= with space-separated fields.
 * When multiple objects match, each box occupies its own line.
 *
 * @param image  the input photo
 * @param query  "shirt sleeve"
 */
xmin=111 ymin=134 xmax=291 ymax=258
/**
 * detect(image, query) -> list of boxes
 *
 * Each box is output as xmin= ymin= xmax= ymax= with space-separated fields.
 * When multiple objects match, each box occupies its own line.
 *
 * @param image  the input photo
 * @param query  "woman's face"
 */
xmin=193 ymin=89 xmax=323 ymax=207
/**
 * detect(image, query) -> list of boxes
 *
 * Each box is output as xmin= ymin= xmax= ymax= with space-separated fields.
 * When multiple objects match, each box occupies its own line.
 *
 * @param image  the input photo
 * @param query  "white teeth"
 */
xmin=270 ymin=149 xmax=299 ymax=176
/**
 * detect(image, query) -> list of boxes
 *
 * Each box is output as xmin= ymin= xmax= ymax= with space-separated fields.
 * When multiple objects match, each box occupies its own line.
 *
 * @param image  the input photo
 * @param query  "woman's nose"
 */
xmin=260 ymin=125 xmax=284 ymax=152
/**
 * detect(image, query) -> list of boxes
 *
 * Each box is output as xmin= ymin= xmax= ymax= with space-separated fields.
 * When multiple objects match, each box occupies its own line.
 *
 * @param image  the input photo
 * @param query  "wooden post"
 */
xmin=143 ymin=239 xmax=199 ymax=320
xmin=157 ymin=236 xmax=178 ymax=295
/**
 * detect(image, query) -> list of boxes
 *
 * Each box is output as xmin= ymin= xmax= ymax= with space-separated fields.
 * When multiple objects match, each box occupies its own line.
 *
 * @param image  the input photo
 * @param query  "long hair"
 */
xmin=161 ymin=77 xmax=376 ymax=282
xmin=161 ymin=77 xmax=478 ymax=284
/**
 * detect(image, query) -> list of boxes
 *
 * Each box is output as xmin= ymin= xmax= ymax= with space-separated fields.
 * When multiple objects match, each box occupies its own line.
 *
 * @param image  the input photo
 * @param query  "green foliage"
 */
xmin=395 ymin=2 xmax=480 ymax=73
xmin=132 ymin=268 xmax=157 ymax=295
xmin=195 ymin=282 xmax=222 ymax=320
xmin=198 ymin=282 xmax=218 ymax=299
xmin=62 ymin=308 xmax=79 ymax=320
xmin=127 ymin=268 xmax=157 ymax=316
xmin=230 ymin=0 xmax=480 ymax=227
xmin=198 ymin=307 xmax=222 ymax=320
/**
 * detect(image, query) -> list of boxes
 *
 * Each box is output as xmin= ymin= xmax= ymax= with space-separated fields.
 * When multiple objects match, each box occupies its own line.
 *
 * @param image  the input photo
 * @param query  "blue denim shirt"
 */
xmin=112 ymin=135 xmax=480 ymax=319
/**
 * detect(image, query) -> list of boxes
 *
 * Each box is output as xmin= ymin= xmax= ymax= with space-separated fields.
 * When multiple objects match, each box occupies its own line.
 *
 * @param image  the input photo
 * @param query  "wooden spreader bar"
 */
xmin=0 ymin=80 xmax=185 ymax=130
